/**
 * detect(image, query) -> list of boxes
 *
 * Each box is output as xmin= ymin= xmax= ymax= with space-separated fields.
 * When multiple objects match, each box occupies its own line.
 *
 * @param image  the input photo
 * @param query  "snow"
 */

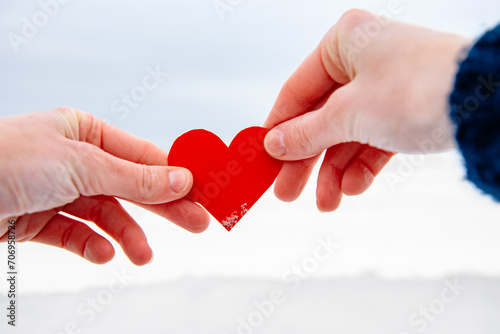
xmin=1 ymin=276 xmax=500 ymax=333
xmin=222 ymin=203 xmax=249 ymax=231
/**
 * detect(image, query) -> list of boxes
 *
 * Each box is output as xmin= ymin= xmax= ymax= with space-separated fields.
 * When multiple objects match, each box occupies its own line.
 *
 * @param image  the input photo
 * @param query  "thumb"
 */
xmin=72 ymin=144 xmax=193 ymax=204
xmin=264 ymin=95 xmax=353 ymax=161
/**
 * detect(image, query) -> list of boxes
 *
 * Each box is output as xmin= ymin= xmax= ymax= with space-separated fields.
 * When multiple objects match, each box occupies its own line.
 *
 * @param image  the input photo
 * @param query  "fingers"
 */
xmin=1 ymin=209 xmax=60 ymax=243
xmin=56 ymin=107 xmax=169 ymax=166
xmin=342 ymin=146 xmax=394 ymax=196
xmin=134 ymin=199 xmax=210 ymax=234
xmin=96 ymin=125 xmax=168 ymax=166
xmin=263 ymin=46 xmax=337 ymax=129
xmin=263 ymin=11 xmax=362 ymax=131
xmin=30 ymin=213 xmax=115 ymax=265
xmin=63 ymin=196 xmax=153 ymax=266
xmin=273 ymin=156 xmax=320 ymax=202
xmin=70 ymin=142 xmax=193 ymax=205
xmin=9 ymin=196 xmax=157 ymax=265
xmin=316 ymin=142 xmax=363 ymax=212
xmin=265 ymin=85 xmax=355 ymax=161
xmin=319 ymin=9 xmax=374 ymax=83
xmin=263 ymin=30 xmax=350 ymax=202
xmin=316 ymin=143 xmax=393 ymax=212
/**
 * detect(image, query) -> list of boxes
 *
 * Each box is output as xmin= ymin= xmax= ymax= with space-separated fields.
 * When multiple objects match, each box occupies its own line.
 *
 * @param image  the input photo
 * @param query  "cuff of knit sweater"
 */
xmin=450 ymin=24 xmax=500 ymax=201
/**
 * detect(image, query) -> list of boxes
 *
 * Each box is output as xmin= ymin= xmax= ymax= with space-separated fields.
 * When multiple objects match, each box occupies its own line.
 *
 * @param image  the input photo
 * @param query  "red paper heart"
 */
xmin=168 ymin=127 xmax=283 ymax=231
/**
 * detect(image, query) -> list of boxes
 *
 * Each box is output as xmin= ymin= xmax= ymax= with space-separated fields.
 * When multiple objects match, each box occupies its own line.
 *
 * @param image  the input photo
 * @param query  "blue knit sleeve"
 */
xmin=450 ymin=24 xmax=500 ymax=201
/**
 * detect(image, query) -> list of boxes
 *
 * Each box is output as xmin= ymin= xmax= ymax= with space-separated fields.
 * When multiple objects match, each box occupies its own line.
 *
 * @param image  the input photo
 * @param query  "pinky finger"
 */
xmin=342 ymin=145 xmax=394 ymax=196
xmin=316 ymin=142 xmax=363 ymax=212
xmin=31 ymin=214 xmax=115 ymax=264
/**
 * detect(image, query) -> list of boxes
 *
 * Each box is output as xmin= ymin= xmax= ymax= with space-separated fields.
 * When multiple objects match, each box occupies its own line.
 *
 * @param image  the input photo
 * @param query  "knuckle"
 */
xmin=116 ymin=224 xmax=133 ymax=245
xmin=337 ymin=9 xmax=372 ymax=31
xmin=81 ymin=112 xmax=104 ymax=145
xmin=291 ymin=122 xmax=315 ymax=155
xmin=88 ymin=197 xmax=107 ymax=222
xmin=60 ymin=223 xmax=78 ymax=249
xmin=51 ymin=106 xmax=82 ymax=140
xmin=53 ymin=106 xmax=77 ymax=116
xmin=54 ymin=106 xmax=104 ymax=145
xmin=137 ymin=166 xmax=158 ymax=202
xmin=322 ymin=10 xmax=375 ymax=83
xmin=17 ymin=215 xmax=34 ymax=242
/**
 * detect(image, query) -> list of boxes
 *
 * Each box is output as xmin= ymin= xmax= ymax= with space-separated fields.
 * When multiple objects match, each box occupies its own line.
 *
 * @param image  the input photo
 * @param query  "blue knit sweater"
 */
xmin=450 ymin=25 xmax=500 ymax=201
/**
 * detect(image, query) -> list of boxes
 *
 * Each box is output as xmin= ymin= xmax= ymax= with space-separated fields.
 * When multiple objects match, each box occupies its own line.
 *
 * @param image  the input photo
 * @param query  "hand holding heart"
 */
xmin=0 ymin=107 xmax=210 ymax=265
xmin=263 ymin=9 xmax=470 ymax=212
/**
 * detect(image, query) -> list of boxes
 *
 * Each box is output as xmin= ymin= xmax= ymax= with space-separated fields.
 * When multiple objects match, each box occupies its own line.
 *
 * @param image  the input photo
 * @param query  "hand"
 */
xmin=263 ymin=9 xmax=470 ymax=211
xmin=0 ymin=107 xmax=210 ymax=265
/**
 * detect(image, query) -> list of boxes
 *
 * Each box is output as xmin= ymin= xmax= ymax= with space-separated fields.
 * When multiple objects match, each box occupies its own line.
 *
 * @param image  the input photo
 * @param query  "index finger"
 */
xmin=49 ymin=107 xmax=168 ymax=166
xmin=263 ymin=45 xmax=337 ymax=129
xmin=77 ymin=110 xmax=169 ymax=166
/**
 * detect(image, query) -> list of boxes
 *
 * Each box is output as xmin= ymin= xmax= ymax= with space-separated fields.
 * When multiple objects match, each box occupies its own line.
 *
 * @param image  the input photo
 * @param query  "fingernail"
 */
xmin=265 ymin=129 xmax=286 ymax=157
xmin=169 ymin=169 xmax=190 ymax=193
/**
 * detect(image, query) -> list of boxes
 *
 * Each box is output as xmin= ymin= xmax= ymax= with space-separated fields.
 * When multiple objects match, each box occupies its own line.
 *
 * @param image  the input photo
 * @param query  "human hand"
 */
xmin=263 ymin=9 xmax=470 ymax=211
xmin=0 ymin=107 xmax=210 ymax=265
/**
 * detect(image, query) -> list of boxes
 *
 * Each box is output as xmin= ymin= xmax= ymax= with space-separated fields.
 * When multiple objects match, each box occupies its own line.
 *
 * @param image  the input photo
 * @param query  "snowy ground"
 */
xmin=2 ymin=276 xmax=500 ymax=334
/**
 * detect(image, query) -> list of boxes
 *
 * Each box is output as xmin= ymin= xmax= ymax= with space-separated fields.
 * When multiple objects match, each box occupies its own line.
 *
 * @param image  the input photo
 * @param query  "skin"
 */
xmin=264 ymin=9 xmax=471 ymax=212
xmin=0 ymin=107 xmax=210 ymax=265
xmin=0 ymin=10 xmax=472 ymax=265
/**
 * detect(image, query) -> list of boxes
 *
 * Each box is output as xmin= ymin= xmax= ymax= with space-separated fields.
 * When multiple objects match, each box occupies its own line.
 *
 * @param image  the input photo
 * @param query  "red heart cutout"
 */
xmin=168 ymin=127 xmax=283 ymax=231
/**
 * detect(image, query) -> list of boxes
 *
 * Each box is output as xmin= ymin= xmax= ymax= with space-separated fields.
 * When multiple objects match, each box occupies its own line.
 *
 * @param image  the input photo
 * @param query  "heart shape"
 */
xmin=168 ymin=127 xmax=283 ymax=231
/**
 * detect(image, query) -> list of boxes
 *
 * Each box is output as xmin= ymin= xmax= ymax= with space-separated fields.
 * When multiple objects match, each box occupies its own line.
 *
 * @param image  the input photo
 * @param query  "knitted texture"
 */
xmin=450 ymin=24 xmax=500 ymax=201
